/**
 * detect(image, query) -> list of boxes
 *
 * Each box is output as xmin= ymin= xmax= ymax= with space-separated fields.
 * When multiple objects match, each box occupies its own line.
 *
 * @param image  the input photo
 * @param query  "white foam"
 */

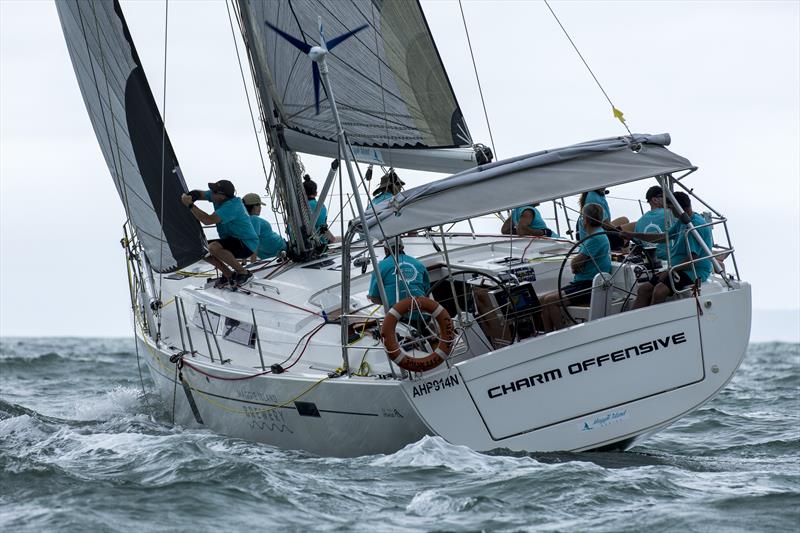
xmin=71 ymin=386 xmax=142 ymax=421
xmin=405 ymin=489 xmax=477 ymax=516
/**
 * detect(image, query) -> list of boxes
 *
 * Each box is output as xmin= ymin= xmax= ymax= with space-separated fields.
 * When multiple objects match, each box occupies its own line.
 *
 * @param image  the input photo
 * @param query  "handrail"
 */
xmin=666 ymin=217 xmax=736 ymax=294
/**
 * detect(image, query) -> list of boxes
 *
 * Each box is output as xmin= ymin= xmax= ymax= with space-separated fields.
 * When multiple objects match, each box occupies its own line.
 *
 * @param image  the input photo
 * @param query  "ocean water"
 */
xmin=0 ymin=338 xmax=797 ymax=532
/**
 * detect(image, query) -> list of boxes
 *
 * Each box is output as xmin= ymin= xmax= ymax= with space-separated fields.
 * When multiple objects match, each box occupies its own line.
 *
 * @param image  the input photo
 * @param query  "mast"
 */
xmin=236 ymin=5 xmax=318 ymax=259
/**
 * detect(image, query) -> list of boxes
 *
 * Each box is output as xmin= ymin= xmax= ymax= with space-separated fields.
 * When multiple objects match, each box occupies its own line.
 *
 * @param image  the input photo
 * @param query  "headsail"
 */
xmin=236 ymin=0 xmax=479 ymax=172
xmin=56 ymin=0 xmax=207 ymax=272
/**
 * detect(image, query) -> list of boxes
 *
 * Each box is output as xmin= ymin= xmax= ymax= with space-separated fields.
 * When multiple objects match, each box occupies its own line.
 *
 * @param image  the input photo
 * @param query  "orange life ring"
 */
xmin=380 ymin=296 xmax=454 ymax=373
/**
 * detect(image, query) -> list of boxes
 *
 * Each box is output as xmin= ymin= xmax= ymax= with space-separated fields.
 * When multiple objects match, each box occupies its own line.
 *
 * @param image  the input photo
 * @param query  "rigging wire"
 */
xmin=156 ymin=0 xmax=170 ymax=339
xmin=543 ymin=0 xmax=633 ymax=135
xmin=458 ymin=0 xmax=498 ymax=158
xmin=225 ymin=0 xmax=273 ymax=203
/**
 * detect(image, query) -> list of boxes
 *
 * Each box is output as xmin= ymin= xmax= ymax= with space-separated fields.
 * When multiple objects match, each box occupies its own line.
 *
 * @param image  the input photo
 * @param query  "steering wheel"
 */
xmin=428 ymin=269 xmax=518 ymax=341
xmin=556 ymin=232 xmax=641 ymax=325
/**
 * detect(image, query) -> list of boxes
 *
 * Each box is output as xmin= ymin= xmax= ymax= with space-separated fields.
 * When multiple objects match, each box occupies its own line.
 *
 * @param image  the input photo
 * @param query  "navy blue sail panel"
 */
xmin=237 ymin=0 xmax=472 ymax=151
xmin=56 ymin=0 xmax=206 ymax=272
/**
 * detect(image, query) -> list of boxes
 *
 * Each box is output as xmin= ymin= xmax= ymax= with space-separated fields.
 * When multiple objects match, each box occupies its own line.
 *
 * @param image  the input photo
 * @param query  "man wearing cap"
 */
xmin=368 ymin=238 xmax=430 ymax=307
xmin=370 ymin=170 xmax=404 ymax=207
xmin=181 ymin=180 xmax=258 ymax=287
xmin=621 ymin=185 xmax=673 ymax=260
xmin=621 ymin=191 xmax=714 ymax=308
xmin=242 ymin=193 xmax=286 ymax=261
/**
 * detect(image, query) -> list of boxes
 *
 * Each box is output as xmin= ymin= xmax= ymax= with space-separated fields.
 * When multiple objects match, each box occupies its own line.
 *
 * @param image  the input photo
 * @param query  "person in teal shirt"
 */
xmin=630 ymin=185 xmax=673 ymax=260
xmin=368 ymin=239 xmax=430 ymax=308
xmin=242 ymin=193 xmax=286 ymax=260
xmin=370 ymin=169 xmax=404 ymax=208
xmin=540 ymin=203 xmax=611 ymax=331
xmin=576 ymin=189 xmax=629 ymax=247
xmin=181 ymin=179 xmax=258 ymax=286
xmin=501 ymin=203 xmax=555 ymax=237
xmin=303 ymin=175 xmax=336 ymax=244
xmin=623 ymin=191 xmax=714 ymax=309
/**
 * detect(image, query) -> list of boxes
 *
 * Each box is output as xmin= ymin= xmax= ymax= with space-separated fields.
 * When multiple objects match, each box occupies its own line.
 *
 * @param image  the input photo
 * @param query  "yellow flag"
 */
xmin=613 ymin=106 xmax=626 ymax=124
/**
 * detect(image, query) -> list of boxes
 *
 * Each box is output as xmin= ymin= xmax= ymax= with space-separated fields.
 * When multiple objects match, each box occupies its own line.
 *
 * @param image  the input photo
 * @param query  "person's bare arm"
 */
xmin=620 ymin=229 xmax=667 ymax=243
xmin=571 ymin=253 xmax=590 ymax=274
xmin=516 ymin=211 xmax=547 ymax=237
xmin=500 ymin=217 xmax=512 ymax=235
xmin=181 ymin=193 xmax=221 ymax=224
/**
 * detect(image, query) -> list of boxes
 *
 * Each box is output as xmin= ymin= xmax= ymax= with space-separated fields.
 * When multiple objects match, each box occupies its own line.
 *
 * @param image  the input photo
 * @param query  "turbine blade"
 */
xmin=265 ymin=21 xmax=312 ymax=54
xmin=313 ymin=62 xmax=321 ymax=115
xmin=325 ymin=24 xmax=368 ymax=51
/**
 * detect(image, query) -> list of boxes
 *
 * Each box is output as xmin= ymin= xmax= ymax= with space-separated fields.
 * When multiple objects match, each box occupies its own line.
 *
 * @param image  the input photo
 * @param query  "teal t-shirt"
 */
xmin=511 ymin=206 xmax=550 ymax=232
xmin=577 ymin=191 xmax=612 ymax=240
xmin=667 ymin=213 xmax=713 ymax=281
xmin=307 ymin=198 xmax=328 ymax=244
xmin=371 ymin=192 xmax=393 ymax=206
xmin=368 ymin=253 xmax=431 ymax=307
xmin=250 ymin=216 xmax=286 ymax=259
xmin=635 ymin=208 xmax=672 ymax=259
xmin=204 ymin=191 xmax=258 ymax=252
xmin=574 ymin=229 xmax=612 ymax=282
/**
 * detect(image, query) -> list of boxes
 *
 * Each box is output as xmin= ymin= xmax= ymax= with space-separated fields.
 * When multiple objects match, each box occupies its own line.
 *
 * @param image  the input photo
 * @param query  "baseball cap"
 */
xmin=645 ymin=185 xmax=663 ymax=201
xmin=242 ymin=193 xmax=265 ymax=206
xmin=208 ymin=179 xmax=235 ymax=197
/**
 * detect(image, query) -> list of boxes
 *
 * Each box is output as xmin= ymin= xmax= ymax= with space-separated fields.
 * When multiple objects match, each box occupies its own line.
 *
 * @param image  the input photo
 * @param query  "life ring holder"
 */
xmin=381 ymin=296 xmax=454 ymax=373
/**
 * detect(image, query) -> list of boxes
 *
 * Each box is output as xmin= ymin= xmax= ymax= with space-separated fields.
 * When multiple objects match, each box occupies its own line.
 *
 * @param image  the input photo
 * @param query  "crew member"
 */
xmin=181 ymin=180 xmax=258 ymax=287
xmin=576 ymin=188 xmax=629 ymax=249
xmin=242 ymin=193 xmax=286 ymax=261
xmin=501 ymin=203 xmax=555 ymax=237
xmin=622 ymin=191 xmax=714 ymax=308
xmin=539 ymin=203 xmax=611 ymax=332
xmin=371 ymin=169 xmax=404 ymax=206
xmin=303 ymin=175 xmax=336 ymax=244
xmin=368 ymin=238 xmax=430 ymax=308
xmin=620 ymin=185 xmax=673 ymax=260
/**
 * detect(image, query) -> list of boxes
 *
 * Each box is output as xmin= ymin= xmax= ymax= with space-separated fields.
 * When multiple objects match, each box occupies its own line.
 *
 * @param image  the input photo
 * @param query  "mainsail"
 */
xmin=236 ymin=0 xmax=480 ymax=173
xmin=56 ymin=0 xmax=207 ymax=272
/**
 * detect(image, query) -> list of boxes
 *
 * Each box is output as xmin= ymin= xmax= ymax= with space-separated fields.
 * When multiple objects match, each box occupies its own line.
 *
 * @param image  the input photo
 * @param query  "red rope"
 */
xmin=181 ymin=359 xmax=271 ymax=381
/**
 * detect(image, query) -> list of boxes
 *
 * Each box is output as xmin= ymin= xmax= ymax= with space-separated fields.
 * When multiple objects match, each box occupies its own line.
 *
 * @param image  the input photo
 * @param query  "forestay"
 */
xmin=56 ymin=0 xmax=207 ymax=272
xmin=359 ymin=134 xmax=695 ymax=238
xmin=236 ymin=0 xmax=479 ymax=173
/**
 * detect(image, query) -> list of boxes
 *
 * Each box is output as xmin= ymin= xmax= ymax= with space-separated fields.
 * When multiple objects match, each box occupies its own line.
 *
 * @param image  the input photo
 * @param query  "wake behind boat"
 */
xmin=56 ymin=0 xmax=751 ymax=457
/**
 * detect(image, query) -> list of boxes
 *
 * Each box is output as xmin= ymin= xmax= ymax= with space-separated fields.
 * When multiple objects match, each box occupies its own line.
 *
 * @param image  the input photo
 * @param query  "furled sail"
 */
xmin=56 ymin=0 xmax=207 ymax=272
xmin=236 ymin=0 xmax=480 ymax=172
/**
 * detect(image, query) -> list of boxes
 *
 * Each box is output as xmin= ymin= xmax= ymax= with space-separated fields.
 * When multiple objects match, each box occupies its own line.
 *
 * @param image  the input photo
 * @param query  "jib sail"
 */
xmin=56 ymin=0 xmax=207 ymax=272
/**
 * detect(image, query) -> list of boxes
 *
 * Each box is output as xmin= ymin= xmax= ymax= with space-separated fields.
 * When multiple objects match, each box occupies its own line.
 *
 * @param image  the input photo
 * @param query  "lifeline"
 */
xmin=487 ymin=332 xmax=688 ymax=399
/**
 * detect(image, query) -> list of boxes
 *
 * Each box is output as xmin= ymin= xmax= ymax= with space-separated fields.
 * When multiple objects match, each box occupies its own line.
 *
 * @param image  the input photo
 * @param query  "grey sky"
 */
xmin=1 ymin=0 xmax=798 ymax=340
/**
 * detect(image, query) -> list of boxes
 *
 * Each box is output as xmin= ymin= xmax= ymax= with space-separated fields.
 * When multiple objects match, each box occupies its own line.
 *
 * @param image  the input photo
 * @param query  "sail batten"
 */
xmin=57 ymin=0 xmax=207 ymax=273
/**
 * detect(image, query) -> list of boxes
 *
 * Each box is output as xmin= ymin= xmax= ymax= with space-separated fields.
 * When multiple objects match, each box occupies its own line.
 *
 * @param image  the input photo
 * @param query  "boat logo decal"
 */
xmin=486 ymin=332 xmax=688 ymax=400
xmin=412 ymin=374 xmax=460 ymax=398
xmin=581 ymin=409 xmax=629 ymax=431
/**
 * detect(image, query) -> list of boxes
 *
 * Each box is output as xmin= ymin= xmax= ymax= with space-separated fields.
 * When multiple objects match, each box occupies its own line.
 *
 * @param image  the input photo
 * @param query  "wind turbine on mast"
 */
xmin=264 ymin=16 xmax=390 ymax=311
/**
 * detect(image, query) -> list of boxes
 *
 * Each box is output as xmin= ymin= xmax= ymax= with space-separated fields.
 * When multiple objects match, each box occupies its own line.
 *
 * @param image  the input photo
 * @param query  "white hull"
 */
xmin=137 ymin=242 xmax=750 ymax=456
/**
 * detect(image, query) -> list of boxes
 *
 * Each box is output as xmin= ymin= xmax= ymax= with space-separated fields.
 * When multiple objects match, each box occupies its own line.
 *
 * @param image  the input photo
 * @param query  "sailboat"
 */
xmin=56 ymin=0 xmax=751 ymax=457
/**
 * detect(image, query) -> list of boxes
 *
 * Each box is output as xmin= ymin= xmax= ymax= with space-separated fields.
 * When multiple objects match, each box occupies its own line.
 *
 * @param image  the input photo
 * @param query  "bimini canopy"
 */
xmin=236 ymin=0 xmax=481 ymax=173
xmin=359 ymin=134 xmax=695 ymax=238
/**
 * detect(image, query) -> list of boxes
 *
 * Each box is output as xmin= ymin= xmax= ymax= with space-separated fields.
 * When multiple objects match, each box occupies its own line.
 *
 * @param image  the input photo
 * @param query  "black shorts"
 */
xmin=607 ymin=231 xmax=626 ymax=250
xmin=210 ymin=237 xmax=254 ymax=259
xmin=649 ymin=270 xmax=694 ymax=292
xmin=562 ymin=279 xmax=594 ymax=305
